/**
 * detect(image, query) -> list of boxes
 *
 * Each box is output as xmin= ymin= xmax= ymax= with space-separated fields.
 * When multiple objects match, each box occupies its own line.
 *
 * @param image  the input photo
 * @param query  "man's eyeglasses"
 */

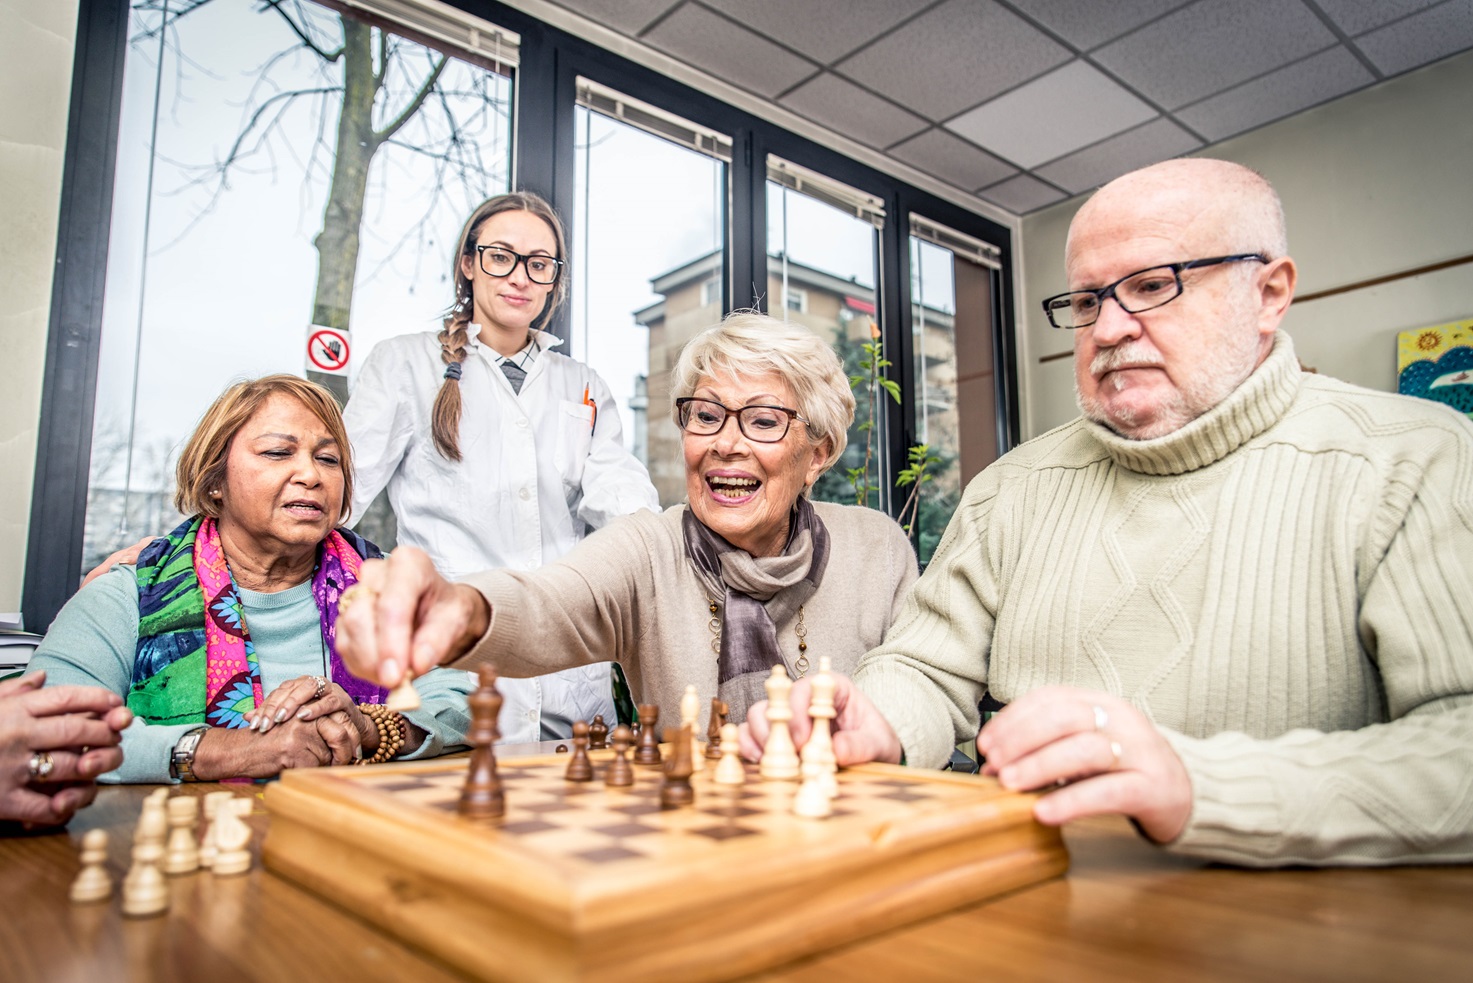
xmin=675 ymin=397 xmax=806 ymax=443
xmin=475 ymin=245 xmax=564 ymax=285
xmin=1042 ymin=253 xmax=1268 ymax=329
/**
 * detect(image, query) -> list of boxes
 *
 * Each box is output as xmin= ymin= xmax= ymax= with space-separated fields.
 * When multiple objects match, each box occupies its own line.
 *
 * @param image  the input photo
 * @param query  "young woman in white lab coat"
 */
xmin=343 ymin=192 xmax=660 ymax=742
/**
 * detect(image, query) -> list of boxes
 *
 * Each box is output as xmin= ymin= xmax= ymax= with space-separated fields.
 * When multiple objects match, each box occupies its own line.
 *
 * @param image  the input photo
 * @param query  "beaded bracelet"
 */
xmin=357 ymin=703 xmax=407 ymax=765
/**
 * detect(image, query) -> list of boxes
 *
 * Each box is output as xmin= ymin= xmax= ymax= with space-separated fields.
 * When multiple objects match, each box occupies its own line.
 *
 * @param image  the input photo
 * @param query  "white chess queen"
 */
xmin=335 ymin=311 xmax=920 ymax=730
xmin=28 ymin=376 xmax=472 ymax=783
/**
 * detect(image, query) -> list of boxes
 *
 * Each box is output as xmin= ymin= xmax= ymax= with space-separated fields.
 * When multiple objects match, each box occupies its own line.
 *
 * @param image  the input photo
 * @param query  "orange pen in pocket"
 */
xmin=582 ymin=384 xmax=597 ymax=433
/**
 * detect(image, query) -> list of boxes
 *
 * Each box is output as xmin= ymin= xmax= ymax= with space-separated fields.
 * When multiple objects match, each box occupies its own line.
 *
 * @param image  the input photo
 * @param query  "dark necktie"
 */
xmin=499 ymin=360 xmax=526 ymax=394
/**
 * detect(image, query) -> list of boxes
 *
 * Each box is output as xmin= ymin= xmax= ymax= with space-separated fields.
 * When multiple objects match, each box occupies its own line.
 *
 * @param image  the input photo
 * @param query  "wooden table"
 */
xmin=4 ymin=752 xmax=1470 ymax=983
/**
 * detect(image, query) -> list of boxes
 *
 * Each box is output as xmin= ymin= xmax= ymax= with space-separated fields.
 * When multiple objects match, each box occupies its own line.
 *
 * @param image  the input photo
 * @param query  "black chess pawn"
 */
xmin=589 ymin=714 xmax=609 ymax=750
xmin=705 ymin=698 xmax=727 ymax=760
xmin=605 ymin=725 xmax=635 ymax=788
xmin=565 ymin=720 xmax=594 ymax=782
xmin=459 ymin=665 xmax=505 ymax=819
xmin=633 ymin=704 xmax=663 ymax=766
xmin=659 ymin=724 xmax=695 ymax=809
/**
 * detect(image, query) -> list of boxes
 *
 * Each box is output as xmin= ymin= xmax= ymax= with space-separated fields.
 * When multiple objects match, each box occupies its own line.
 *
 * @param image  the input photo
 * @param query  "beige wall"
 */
xmin=0 ymin=0 xmax=78 ymax=618
xmin=1017 ymin=50 xmax=1473 ymax=440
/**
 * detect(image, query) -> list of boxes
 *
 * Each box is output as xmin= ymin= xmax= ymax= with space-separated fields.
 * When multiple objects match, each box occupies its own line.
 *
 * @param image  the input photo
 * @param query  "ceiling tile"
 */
xmin=780 ymin=73 xmax=929 ymax=149
xmin=1034 ymin=117 xmax=1202 ymax=194
xmin=1175 ymin=46 xmax=1373 ymax=142
xmin=945 ymin=60 xmax=1157 ymax=168
xmin=888 ymin=128 xmax=1018 ymax=190
xmin=545 ymin=0 xmax=679 ymax=36
xmin=1005 ymin=0 xmax=1194 ymax=50
xmin=642 ymin=4 xmax=818 ymax=99
xmin=1353 ymin=0 xmax=1473 ymax=76
xmin=836 ymin=0 xmax=1071 ymax=121
xmin=701 ymin=0 xmax=933 ymax=64
xmin=1313 ymin=0 xmax=1446 ymax=36
xmin=978 ymin=173 xmax=1067 ymax=213
xmin=1093 ymin=0 xmax=1337 ymax=109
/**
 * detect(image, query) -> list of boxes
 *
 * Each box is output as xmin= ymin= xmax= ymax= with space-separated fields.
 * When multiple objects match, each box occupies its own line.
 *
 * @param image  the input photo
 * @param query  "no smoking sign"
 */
xmin=307 ymin=326 xmax=351 ymax=375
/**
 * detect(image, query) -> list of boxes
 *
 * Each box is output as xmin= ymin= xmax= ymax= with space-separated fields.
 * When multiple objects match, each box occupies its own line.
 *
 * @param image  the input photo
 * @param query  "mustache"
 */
xmin=1090 ymin=343 xmax=1164 ymax=377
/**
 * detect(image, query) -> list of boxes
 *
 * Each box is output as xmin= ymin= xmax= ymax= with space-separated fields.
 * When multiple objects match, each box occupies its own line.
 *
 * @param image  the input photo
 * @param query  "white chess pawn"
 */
xmin=163 ymin=796 xmax=200 ymax=875
xmin=211 ymin=799 xmax=253 ymax=876
xmin=713 ymin=723 xmax=746 ymax=786
xmin=792 ymin=759 xmax=833 ymax=819
xmin=199 ymin=790 xmax=236 ymax=870
xmin=760 ymin=665 xmax=800 ymax=781
xmin=122 ymin=801 xmax=170 ymax=917
xmin=681 ymin=685 xmax=704 ymax=773
xmin=70 ymin=828 xmax=113 ymax=903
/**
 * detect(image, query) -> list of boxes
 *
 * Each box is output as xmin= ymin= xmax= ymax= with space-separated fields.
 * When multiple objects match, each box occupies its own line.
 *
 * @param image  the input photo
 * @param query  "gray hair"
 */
xmin=671 ymin=311 xmax=855 ymax=475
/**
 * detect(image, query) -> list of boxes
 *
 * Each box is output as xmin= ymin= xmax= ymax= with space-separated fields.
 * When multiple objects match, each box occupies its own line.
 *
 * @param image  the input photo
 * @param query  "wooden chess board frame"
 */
xmin=263 ymin=752 xmax=1069 ymax=983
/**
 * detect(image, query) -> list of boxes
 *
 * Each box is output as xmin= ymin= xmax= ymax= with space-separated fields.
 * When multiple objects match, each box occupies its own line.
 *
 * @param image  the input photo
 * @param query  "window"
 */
xmin=766 ymin=157 xmax=888 ymax=510
xmin=908 ymin=216 xmax=1003 ymax=563
xmin=82 ymin=0 xmax=514 ymax=571
xmin=574 ymin=80 xmax=728 ymax=508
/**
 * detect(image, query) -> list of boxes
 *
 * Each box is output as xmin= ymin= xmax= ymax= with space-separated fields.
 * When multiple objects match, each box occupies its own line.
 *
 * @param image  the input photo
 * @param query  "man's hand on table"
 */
xmin=977 ymin=686 xmax=1193 ymax=843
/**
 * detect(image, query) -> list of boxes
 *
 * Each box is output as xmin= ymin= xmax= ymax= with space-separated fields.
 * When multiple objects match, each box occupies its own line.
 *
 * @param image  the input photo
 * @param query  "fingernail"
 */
xmin=296 ymin=707 xmax=311 ymax=720
xmin=383 ymin=659 xmax=401 ymax=686
xmin=274 ymin=708 xmax=289 ymax=723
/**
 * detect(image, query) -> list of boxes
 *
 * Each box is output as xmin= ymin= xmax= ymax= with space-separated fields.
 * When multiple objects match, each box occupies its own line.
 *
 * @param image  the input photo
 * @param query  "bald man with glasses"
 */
xmin=744 ymin=158 xmax=1473 ymax=867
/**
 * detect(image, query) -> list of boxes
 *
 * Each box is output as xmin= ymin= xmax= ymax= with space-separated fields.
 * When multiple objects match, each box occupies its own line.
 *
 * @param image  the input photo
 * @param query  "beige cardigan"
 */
xmin=457 ymin=502 xmax=918 ymax=726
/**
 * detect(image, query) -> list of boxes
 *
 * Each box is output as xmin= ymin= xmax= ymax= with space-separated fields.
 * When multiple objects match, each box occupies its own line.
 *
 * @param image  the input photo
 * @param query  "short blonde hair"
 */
xmin=671 ymin=311 xmax=855 ymax=477
xmin=174 ymin=375 xmax=354 ymax=523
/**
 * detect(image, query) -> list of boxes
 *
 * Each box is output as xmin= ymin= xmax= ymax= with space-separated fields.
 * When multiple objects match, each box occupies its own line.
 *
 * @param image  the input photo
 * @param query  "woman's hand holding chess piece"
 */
xmin=335 ymin=547 xmax=491 ymax=691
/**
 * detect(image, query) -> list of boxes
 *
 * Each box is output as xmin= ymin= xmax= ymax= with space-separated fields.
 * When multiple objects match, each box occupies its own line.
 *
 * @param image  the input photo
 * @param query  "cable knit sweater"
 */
xmin=456 ymin=502 xmax=919 ymax=727
xmin=855 ymin=332 xmax=1473 ymax=866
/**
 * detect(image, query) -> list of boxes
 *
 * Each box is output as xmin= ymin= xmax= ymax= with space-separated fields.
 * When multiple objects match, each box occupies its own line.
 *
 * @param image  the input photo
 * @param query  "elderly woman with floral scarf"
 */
xmin=333 ymin=312 xmax=919 ymax=729
xmin=29 ymin=376 xmax=470 ymax=783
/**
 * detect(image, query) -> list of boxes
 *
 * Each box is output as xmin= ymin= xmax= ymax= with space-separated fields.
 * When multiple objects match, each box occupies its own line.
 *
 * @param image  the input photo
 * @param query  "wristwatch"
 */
xmin=169 ymin=726 xmax=210 ymax=782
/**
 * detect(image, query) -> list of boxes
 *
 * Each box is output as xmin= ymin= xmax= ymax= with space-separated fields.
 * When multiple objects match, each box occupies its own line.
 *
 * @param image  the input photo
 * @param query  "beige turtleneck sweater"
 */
xmin=855 ymin=331 xmax=1473 ymax=866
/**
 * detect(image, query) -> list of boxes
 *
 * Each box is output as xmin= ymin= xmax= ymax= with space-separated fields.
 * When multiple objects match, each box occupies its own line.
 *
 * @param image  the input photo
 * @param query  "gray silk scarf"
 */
xmin=682 ymin=497 xmax=830 ymax=723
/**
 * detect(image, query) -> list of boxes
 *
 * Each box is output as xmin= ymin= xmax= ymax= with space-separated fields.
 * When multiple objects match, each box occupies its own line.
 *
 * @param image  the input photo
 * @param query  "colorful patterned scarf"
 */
xmin=128 ymin=516 xmax=385 ymax=727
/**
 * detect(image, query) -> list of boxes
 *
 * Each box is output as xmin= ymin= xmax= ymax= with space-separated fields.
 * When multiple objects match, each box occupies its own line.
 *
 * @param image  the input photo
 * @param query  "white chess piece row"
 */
xmin=72 ymin=788 xmax=254 ymax=915
xmin=756 ymin=659 xmax=840 ymax=817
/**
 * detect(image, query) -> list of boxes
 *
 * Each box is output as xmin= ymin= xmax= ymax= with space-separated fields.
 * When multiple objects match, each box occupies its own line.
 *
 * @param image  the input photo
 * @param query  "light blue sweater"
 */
xmin=30 ymin=567 xmax=472 ymax=783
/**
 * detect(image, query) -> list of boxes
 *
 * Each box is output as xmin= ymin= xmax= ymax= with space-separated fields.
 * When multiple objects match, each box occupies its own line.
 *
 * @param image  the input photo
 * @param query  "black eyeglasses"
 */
xmin=1042 ymin=253 xmax=1268 ymax=329
xmin=675 ymin=397 xmax=807 ymax=443
xmin=475 ymin=245 xmax=564 ymax=285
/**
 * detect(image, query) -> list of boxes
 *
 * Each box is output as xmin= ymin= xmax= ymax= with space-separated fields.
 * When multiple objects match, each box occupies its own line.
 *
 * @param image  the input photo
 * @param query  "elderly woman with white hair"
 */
xmin=332 ymin=311 xmax=919 ymax=725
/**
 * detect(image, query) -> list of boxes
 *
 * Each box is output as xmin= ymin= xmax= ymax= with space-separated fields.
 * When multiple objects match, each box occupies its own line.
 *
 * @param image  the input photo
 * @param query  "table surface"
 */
xmin=4 ymin=744 xmax=1470 ymax=983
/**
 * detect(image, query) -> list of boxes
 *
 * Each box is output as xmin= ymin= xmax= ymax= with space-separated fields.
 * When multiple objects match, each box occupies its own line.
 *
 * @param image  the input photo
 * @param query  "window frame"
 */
xmin=24 ymin=0 xmax=1019 ymax=629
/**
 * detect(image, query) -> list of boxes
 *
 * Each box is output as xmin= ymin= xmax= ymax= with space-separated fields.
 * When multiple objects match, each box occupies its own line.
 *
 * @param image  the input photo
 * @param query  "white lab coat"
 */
xmin=344 ymin=325 xmax=661 ymax=742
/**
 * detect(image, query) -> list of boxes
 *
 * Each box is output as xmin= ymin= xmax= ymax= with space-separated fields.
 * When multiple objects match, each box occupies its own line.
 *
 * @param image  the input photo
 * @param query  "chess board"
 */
xmin=263 ymin=751 xmax=1068 ymax=983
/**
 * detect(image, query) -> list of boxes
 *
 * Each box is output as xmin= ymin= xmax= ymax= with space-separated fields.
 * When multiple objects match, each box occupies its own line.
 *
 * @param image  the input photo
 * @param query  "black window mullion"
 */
xmin=878 ymin=191 xmax=908 ymax=520
xmin=23 ymin=0 xmax=130 ymax=633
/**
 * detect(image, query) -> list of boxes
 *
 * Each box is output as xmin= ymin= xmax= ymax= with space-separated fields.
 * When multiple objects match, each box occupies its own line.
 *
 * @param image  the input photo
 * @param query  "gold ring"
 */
xmin=338 ymin=583 xmax=372 ymax=616
xmin=311 ymin=675 xmax=329 ymax=699
xmin=27 ymin=751 xmax=54 ymax=781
